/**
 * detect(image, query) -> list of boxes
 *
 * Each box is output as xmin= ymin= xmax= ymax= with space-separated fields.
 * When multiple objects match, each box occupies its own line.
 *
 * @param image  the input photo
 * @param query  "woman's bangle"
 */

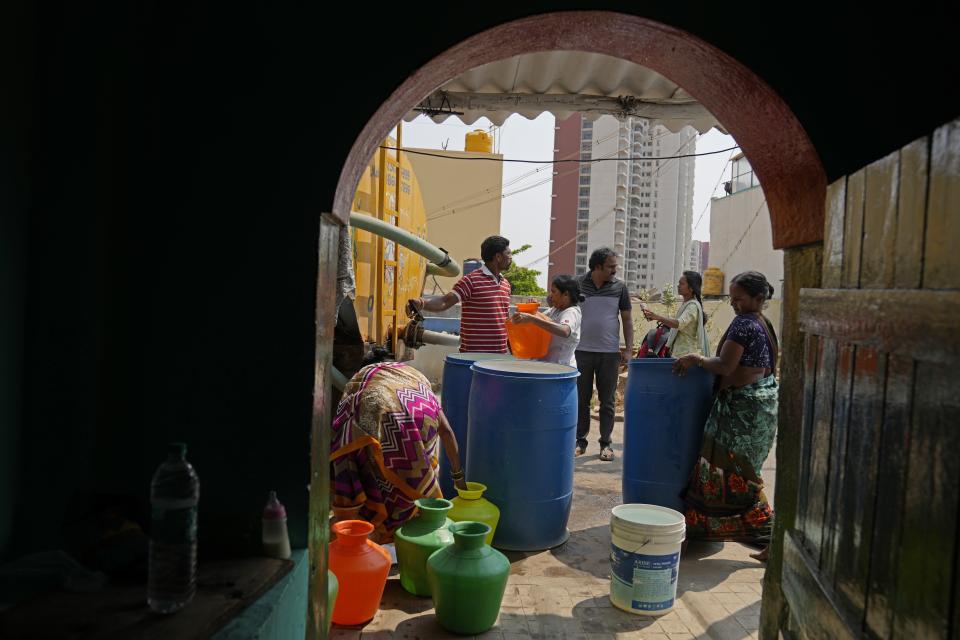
xmin=450 ymin=469 xmax=465 ymax=480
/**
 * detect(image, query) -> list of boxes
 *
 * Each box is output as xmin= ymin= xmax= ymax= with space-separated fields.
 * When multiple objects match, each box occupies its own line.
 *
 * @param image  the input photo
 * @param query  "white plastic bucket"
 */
xmin=609 ymin=503 xmax=686 ymax=615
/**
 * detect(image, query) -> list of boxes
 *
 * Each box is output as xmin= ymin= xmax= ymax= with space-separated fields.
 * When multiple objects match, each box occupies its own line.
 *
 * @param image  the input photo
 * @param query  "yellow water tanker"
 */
xmin=350 ymin=138 xmax=430 ymax=352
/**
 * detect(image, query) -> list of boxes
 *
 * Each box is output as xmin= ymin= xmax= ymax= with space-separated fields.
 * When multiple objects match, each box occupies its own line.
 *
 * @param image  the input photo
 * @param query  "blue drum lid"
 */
xmin=472 ymin=360 xmax=578 ymax=378
xmin=445 ymin=352 xmax=516 ymax=365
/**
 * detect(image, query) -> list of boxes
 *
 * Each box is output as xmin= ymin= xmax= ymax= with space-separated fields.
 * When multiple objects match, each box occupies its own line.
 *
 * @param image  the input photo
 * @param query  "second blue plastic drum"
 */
xmin=622 ymin=358 xmax=714 ymax=512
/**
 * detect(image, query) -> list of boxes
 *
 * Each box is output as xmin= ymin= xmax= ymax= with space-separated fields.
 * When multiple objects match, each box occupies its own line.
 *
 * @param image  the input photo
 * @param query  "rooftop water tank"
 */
xmin=465 ymin=130 xmax=493 ymax=153
xmin=702 ymin=267 xmax=724 ymax=296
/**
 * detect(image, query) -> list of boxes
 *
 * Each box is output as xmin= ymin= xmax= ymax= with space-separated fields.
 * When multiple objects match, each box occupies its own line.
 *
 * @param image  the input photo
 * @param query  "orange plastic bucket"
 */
xmin=507 ymin=302 xmax=550 ymax=359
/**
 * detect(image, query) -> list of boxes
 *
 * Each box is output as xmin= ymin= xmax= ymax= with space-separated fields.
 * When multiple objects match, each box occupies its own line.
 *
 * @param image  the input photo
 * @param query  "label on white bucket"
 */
xmin=610 ymin=546 xmax=680 ymax=611
xmin=611 ymin=546 xmax=679 ymax=611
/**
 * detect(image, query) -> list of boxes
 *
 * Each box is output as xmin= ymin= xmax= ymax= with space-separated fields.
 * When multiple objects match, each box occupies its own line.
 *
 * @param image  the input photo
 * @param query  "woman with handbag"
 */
xmin=671 ymin=271 xmax=779 ymax=562
xmin=640 ymin=271 xmax=710 ymax=358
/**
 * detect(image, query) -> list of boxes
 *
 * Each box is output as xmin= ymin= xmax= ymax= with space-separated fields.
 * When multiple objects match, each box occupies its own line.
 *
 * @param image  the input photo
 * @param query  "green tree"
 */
xmin=502 ymin=244 xmax=547 ymax=297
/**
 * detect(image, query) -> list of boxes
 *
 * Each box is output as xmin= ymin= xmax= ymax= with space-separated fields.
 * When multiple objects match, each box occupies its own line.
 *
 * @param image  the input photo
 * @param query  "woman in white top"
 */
xmin=510 ymin=275 xmax=583 ymax=367
xmin=641 ymin=271 xmax=710 ymax=358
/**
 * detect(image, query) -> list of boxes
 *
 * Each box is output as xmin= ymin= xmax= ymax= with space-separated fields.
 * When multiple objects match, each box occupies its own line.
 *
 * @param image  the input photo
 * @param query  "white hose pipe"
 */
xmin=420 ymin=329 xmax=461 ymax=347
xmin=349 ymin=212 xmax=460 ymax=278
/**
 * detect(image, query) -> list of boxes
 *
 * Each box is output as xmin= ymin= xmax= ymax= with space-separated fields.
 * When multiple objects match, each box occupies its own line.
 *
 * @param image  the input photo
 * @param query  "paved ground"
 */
xmin=332 ymin=417 xmax=775 ymax=639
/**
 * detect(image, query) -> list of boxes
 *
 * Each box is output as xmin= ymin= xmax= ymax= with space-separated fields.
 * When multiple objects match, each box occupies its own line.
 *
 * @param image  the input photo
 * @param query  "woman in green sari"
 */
xmin=672 ymin=271 xmax=778 ymax=561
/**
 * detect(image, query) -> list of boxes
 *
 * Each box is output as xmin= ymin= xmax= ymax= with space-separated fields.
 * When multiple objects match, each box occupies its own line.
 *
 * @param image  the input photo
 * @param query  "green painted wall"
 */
xmin=212 ymin=551 xmax=308 ymax=640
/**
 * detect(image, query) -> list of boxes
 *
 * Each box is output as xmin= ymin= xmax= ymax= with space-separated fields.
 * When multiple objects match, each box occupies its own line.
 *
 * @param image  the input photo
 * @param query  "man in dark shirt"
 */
xmin=575 ymin=248 xmax=633 ymax=461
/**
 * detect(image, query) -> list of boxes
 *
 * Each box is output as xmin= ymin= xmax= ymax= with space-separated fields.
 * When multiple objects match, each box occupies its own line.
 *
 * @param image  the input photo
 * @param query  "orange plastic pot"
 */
xmin=506 ymin=303 xmax=550 ymax=359
xmin=329 ymin=520 xmax=391 ymax=625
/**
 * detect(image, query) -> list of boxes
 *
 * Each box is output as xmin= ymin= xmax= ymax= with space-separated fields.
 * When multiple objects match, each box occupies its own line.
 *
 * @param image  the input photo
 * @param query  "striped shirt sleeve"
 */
xmin=453 ymin=275 xmax=473 ymax=302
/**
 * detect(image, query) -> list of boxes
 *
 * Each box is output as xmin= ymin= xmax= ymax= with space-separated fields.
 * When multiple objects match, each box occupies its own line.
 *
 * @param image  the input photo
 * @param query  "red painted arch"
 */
xmin=333 ymin=11 xmax=826 ymax=249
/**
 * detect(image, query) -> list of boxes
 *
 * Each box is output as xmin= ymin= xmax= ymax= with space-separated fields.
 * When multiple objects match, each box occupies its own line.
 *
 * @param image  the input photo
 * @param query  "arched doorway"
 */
xmin=313 ymin=11 xmax=827 ymax=637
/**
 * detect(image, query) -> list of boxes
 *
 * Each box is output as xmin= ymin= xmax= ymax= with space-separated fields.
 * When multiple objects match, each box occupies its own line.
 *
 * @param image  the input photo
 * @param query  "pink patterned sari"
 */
xmin=330 ymin=362 xmax=443 ymax=543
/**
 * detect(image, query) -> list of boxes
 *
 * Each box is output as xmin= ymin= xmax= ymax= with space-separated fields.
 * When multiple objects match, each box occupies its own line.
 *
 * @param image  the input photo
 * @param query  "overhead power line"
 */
xmin=426 ymin=127 xmax=687 ymax=222
xmin=381 ymin=145 xmax=739 ymax=164
xmin=426 ymin=133 xmax=629 ymax=221
xmin=519 ymin=131 xmax=701 ymax=270
xmin=720 ymin=197 xmax=767 ymax=273
xmin=520 ymin=205 xmax=620 ymax=269
xmin=691 ymin=148 xmax=737 ymax=234
xmin=422 ymin=127 xmax=621 ymax=219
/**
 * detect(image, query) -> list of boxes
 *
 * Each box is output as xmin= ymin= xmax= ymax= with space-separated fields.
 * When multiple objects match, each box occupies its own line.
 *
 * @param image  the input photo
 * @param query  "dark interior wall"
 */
xmin=0 ymin=1 xmax=33 ymax=561
xmin=13 ymin=3 xmax=341 ymax=555
xmin=7 ymin=2 xmax=958 ymax=559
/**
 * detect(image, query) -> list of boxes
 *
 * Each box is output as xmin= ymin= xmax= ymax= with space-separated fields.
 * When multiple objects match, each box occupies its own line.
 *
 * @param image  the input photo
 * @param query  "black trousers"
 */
xmin=575 ymin=350 xmax=620 ymax=450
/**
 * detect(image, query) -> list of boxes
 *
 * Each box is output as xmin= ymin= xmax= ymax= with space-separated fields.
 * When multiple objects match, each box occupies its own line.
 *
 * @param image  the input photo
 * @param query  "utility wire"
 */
xmin=426 ymin=124 xmax=667 ymax=221
xmin=424 ymin=127 xmax=622 ymax=219
xmin=520 ymin=129 xmax=700 ymax=269
xmin=380 ymin=144 xmax=738 ymax=164
xmin=419 ymin=123 xmax=671 ymax=221
xmin=427 ymin=132 xmax=628 ymax=221
xmin=407 ymin=122 xmax=717 ymax=272
xmin=520 ymin=205 xmax=620 ymax=269
xmin=691 ymin=148 xmax=737 ymax=235
xmin=719 ymin=197 xmax=767 ymax=273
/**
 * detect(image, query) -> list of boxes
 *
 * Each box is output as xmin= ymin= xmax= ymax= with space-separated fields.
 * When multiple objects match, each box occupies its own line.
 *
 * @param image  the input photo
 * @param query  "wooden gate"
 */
xmin=782 ymin=119 xmax=960 ymax=638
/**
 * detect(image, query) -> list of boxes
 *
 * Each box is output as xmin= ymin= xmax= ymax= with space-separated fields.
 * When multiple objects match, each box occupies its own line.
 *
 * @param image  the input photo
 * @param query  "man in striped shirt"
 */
xmin=409 ymin=236 xmax=512 ymax=353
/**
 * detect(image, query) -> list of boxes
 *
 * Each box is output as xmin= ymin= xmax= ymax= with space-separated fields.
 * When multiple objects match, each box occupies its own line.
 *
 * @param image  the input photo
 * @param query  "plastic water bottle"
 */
xmin=148 ymin=442 xmax=200 ymax=613
xmin=262 ymin=491 xmax=292 ymax=559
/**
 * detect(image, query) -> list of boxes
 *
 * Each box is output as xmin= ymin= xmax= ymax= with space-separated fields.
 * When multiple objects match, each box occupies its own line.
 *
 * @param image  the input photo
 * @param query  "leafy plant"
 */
xmin=660 ymin=283 xmax=678 ymax=313
xmin=502 ymin=244 xmax=547 ymax=297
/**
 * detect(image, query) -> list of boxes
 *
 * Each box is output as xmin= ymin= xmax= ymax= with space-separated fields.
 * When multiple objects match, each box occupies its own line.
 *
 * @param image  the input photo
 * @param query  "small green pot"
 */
xmin=394 ymin=498 xmax=454 ymax=596
xmin=427 ymin=521 xmax=509 ymax=634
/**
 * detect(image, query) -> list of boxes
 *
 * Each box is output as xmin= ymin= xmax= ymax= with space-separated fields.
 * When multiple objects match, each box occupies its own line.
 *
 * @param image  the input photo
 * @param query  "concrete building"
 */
xmin=708 ymin=153 xmax=784 ymax=295
xmin=687 ymin=239 xmax=709 ymax=273
xmin=404 ymin=148 xmax=503 ymax=294
xmin=547 ymin=114 xmax=696 ymax=294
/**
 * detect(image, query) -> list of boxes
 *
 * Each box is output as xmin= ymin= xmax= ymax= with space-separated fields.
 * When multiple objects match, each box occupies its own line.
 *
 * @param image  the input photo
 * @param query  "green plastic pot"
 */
xmin=394 ymin=498 xmax=454 ymax=596
xmin=426 ymin=521 xmax=509 ymax=634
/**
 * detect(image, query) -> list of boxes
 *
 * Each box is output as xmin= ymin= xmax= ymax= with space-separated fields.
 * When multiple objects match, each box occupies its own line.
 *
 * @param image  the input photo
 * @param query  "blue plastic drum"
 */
xmin=622 ymin=358 xmax=715 ymax=512
xmin=466 ymin=360 xmax=579 ymax=551
xmin=462 ymin=258 xmax=483 ymax=276
xmin=438 ymin=352 xmax=514 ymax=499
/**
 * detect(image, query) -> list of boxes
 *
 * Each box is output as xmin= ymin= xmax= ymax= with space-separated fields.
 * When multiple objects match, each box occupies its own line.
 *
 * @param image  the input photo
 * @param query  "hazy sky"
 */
xmin=401 ymin=114 xmax=735 ymax=287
